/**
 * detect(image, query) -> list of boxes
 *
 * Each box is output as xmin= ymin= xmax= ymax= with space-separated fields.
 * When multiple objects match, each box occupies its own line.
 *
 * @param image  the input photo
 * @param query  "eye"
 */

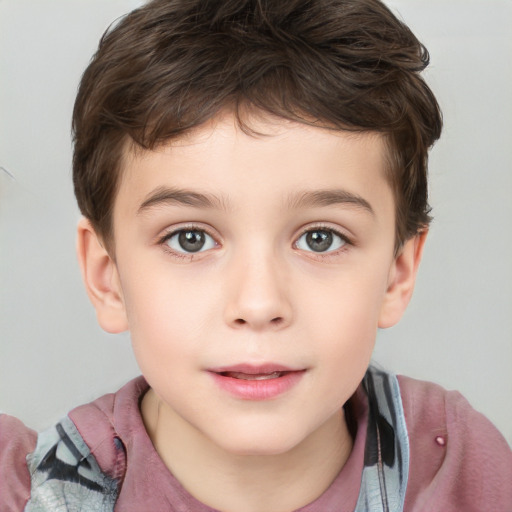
xmin=164 ymin=229 xmax=216 ymax=253
xmin=295 ymin=228 xmax=347 ymax=253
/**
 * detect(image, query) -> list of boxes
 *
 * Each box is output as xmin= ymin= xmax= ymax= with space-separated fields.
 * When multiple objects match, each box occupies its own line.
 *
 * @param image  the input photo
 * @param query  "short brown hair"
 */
xmin=73 ymin=0 xmax=442 ymax=253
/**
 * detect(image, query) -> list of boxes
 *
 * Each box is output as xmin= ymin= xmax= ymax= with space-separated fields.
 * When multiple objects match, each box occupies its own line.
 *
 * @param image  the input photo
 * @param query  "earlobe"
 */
xmin=378 ymin=231 xmax=428 ymax=329
xmin=76 ymin=217 xmax=128 ymax=333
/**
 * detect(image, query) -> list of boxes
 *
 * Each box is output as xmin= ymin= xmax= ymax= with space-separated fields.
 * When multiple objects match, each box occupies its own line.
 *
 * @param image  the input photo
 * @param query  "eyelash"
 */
xmin=157 ymin=225 xmax=220 ymax=260
xmin=157 ymin=224 xmax=353 ymax=260
xmin=294 ymin=225 xmax=353 ymax=258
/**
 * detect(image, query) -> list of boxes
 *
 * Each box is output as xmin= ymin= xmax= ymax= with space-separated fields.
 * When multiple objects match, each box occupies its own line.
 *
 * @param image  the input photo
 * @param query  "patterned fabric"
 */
xmin=24 ymin=416 xmax=119 ymax=512
xmin=23 ymin=366 xmax=408 ymax=511
xmin=354 ymin=368 xmax=409 ymax=512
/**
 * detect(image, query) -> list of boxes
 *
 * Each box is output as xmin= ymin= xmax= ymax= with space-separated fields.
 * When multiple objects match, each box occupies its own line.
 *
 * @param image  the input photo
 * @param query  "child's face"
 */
xmin=106 ymin=114 xmax=406 ymax=455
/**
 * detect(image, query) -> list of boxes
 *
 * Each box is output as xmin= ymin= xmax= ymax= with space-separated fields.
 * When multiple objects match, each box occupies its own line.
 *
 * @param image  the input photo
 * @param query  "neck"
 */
xmin=142 ymin=390 xmax=353 ymax=512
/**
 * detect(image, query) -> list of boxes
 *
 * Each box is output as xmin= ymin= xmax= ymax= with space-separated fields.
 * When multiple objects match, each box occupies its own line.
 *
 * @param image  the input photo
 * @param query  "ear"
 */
xmin=378 ymin=231 xmax=428 ymax=329
xmin=76 ymin=217 xmax=129 ymax=333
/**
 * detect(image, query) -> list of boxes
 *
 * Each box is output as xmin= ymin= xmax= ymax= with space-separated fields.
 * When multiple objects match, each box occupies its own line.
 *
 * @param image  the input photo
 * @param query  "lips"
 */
xmin=208 ymin=364 xmax=305 ymax=400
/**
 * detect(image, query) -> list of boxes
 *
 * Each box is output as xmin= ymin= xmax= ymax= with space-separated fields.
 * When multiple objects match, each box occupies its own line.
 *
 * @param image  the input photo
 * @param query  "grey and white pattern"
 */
xmin=24 ymin=416 xmax=119 ymax=512
xmin=354 ymin=367 xmax=409 ymax=512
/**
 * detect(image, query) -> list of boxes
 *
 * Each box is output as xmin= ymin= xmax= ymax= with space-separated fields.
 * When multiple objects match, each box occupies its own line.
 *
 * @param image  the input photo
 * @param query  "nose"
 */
xmin=224 ymin=248 xmax=293 ymax=331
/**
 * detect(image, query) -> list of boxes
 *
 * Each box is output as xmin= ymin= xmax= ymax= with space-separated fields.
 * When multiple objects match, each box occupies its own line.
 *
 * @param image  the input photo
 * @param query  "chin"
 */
xmin=211 ymin=427 xmax=305 ymax=457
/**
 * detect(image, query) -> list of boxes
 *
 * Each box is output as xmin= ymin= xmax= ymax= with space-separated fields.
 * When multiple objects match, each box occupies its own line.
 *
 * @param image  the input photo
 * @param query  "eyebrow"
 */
xmin=137 ymin=186 xmax=228 ymax=214
xmin=287 ymin=189 xmax=375 ymax=215
xmin=137 ymin=186 xmax=374 ymax=216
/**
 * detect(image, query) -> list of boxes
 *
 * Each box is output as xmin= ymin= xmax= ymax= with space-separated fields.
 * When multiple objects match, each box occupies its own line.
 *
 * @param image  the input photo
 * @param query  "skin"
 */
xmin=77 ymin=113 xmax=425 ymax=512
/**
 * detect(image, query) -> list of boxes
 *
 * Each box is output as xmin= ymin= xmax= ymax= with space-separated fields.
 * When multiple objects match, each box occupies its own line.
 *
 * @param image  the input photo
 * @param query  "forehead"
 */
xmin=115 ymin=114 xmax=393 ymax=218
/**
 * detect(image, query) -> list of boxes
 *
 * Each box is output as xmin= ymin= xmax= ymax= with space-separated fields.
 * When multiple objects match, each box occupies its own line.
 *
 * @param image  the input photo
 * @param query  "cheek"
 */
xmin=301 ymin=262 xmax=390 ymax=330
xmin=298 ymin=263 xmax=391 ymax=371
xmin=121 ymin=266 xmax=221 ymax=361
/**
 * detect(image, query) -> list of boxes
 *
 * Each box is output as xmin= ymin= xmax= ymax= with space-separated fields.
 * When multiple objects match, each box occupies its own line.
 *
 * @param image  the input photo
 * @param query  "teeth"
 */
xmin=224 ymin=371 xmax=283 ymax=381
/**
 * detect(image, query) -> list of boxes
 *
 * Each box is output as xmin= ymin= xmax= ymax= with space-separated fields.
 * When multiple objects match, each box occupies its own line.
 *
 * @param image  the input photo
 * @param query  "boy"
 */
xmin=1 ymin=0 xmax=511 ymax=510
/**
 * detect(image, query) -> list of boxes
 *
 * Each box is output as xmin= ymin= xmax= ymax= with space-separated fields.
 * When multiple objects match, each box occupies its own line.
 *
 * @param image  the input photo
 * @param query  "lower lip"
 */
xmin=209 ymin=371 xmax=305 ymax=400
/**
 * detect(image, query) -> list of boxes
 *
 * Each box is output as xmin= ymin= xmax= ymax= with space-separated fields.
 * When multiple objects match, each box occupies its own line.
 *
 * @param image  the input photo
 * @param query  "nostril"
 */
xmin=232 ymin=317 xmax=283 ymax=327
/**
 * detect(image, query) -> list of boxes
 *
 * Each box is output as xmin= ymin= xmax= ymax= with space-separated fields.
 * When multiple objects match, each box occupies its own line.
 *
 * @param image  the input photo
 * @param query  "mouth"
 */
xmin=208 ymin=364 xmax=306 ymax=400
xmin=218 ymin=370 xmax=286 ymax=381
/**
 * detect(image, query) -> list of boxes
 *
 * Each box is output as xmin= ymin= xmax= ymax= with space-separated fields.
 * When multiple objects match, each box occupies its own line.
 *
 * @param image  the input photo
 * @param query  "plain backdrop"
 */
xmin=1 ymin=0 xmax=511 ymax=447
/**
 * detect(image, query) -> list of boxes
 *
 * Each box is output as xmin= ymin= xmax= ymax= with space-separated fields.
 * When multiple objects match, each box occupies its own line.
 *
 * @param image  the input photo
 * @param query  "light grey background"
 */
xmin=1 ymin=0 xmax=511 ymax=446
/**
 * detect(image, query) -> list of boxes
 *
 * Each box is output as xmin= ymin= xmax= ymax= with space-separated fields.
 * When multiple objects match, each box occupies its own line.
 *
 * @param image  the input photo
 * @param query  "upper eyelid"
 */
xmin=295 ymin=224 xmax=353 ymax=243
xmin=157 ymin=223 xmax=220 ymax=243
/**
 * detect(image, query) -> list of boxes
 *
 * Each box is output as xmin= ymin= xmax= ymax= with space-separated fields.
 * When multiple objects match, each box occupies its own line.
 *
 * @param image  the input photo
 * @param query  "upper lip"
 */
xmin=208 ymin=363 xmax=303 ymax=374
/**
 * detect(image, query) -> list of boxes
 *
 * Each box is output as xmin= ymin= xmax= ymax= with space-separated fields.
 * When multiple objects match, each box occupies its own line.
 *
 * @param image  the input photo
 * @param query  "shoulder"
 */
xmin=67 ymin=376 xmax=148 ymax=476
xmin=397 ymin=375 xmax=512 ymax=511
xmin=0 ymin=377 xmax=148 ymax=511
xmin=0 ymin=414 xmax=37 ymax=511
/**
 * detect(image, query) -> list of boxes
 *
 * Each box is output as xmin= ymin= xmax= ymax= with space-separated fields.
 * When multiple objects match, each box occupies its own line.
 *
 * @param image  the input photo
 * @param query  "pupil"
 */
xmin=306 ymin=230 xmax=332 ymax=252
xmin=178 ymin=230 xmax=205 ymax=252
